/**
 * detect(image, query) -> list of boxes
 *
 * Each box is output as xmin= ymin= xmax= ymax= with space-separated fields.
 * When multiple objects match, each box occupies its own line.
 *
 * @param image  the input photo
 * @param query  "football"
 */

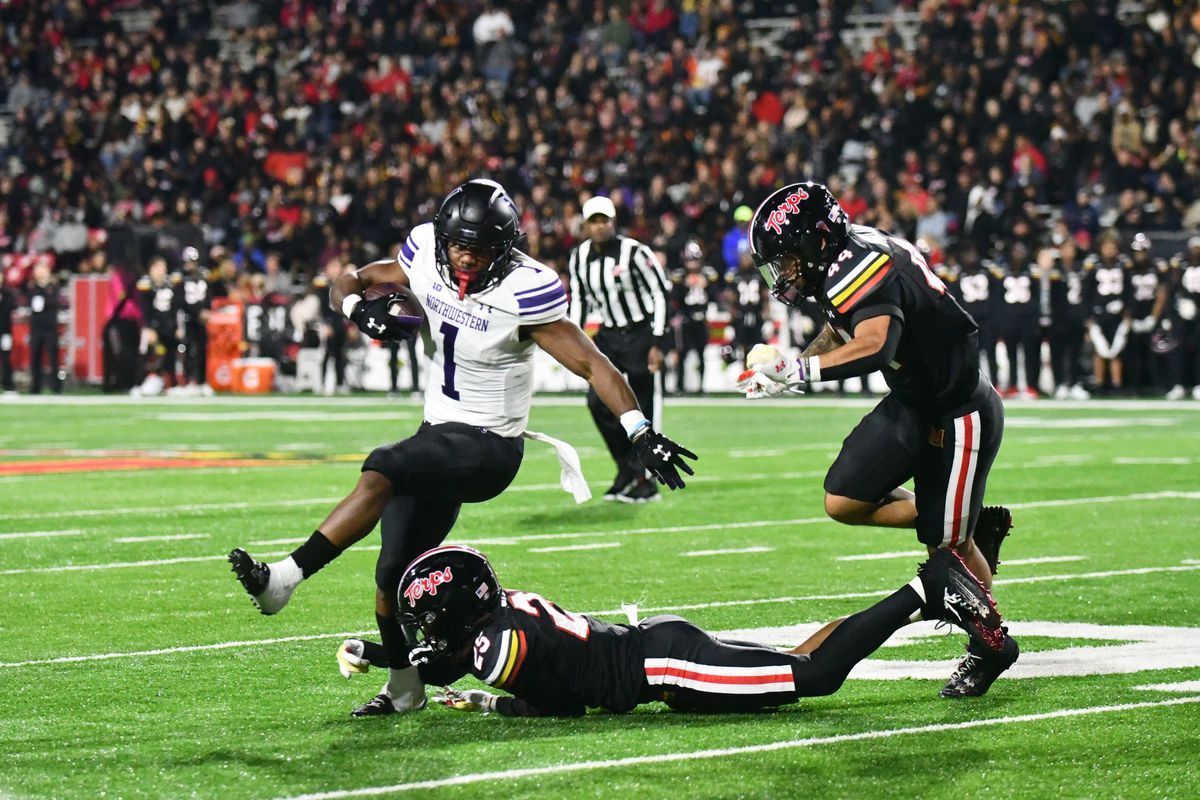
xmin=366 ymin=282 xmax=424 ymax=328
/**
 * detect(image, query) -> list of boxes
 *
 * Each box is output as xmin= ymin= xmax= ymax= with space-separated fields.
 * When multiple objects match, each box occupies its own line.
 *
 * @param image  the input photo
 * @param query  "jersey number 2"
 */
xmin=440 ymin=321 xmax=460 ymax=400
xmin=509 ymin=591 xmax=590 ymax=640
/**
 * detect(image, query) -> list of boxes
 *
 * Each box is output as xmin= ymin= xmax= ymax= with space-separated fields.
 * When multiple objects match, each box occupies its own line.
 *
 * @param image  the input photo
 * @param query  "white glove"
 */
xmin=1131 ymin=315 xmax=1157 ymax=334
xmin=337 ymin=639 xmax=371 ymax=679
xmin=433 ymin=687 xmax=499 ymax=713
xmin=736 ymin=344 xmax=806 ymax=399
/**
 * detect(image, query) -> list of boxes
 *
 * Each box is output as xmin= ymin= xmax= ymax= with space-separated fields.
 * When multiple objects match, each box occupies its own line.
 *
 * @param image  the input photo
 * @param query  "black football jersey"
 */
xmin=1082 ymin=254 xmax=1129 ymax=319
xmin=26 ymin=284 xmax=61 ymax=330
xmin=995 ymin=263 xmax=1039 ymax=323
xmin=1169 ymin=253 xmax=1200 ymax=323
xmin=176 ymin=269 xmax=211 ymax=321
xmin=243 ymin=295 xmax=291 ymax=357
xmin=137 ymin=276 xmax=178 ymax=332
xmin=1127 ymin=257 xmax=1167 ymax=319
xmin=1047 ymin=258 xmax=1088 ymax=325
xmin=465 ymin=589 xmax=644 ymax=717
xmin=819 ymin=225 xmax=980 ymax=409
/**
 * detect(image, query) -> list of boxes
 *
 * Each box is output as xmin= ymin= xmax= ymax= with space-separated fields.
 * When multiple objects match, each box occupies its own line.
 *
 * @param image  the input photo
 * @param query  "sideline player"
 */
xmin=229 ymin=179 xmax=696 ymax=716
xmin=336 ymin=544 xmax=1011 ymax=717
xmin=735 ymin=182 xmax=1017 ymax=698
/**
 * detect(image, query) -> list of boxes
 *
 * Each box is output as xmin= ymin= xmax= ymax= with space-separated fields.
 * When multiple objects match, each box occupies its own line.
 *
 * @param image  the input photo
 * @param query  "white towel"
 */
xmin=522 ymin=430 xmax=592 ymax=504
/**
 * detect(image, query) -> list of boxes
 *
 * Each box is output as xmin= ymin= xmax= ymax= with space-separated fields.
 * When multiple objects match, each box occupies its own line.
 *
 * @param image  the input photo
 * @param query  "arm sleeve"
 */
xmin=816 ymin=313 xmax=903 ymax=382
xmin=631 ymin=243 xmax=670 ymax=337
xmin=494 ymin=695 xmax=585 ymax=718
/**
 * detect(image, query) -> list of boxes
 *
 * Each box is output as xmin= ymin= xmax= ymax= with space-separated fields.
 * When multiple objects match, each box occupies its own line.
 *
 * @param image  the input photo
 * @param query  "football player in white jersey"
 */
xmin=229 ymin=179 xmax=696 ymax=717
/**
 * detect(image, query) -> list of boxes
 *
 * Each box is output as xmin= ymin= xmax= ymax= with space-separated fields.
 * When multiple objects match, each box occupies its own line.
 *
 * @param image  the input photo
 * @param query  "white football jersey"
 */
xmin=398 ymin=223 xmax=568 ymax=437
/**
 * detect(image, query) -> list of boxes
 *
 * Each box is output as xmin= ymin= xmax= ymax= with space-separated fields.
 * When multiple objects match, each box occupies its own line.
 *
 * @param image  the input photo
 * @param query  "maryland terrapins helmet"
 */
xmin=396 ymin=545 xmax=501 ymax=652
xmin=433 ymin=179 xmax=522 ymax=299
xmin=749 ymin=182 xmax=849 ymax=305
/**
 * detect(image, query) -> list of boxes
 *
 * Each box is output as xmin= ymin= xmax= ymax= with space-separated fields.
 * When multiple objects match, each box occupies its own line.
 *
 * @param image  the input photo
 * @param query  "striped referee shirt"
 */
xmin=567 ymin=236 xmax=670 ymax=337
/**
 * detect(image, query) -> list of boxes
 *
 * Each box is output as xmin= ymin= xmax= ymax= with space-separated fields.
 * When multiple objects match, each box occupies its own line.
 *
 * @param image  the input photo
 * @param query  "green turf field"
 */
xmin=1 ymin=394 xmax=1198 ymax=799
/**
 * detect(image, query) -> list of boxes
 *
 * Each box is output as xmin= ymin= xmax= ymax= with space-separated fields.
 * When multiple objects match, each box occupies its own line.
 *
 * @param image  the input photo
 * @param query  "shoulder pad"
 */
xmin=312 ymin=276 xmax=329 ymax=288
xmin=136 ymin=277 xmax=151 ymax=290
xmin=170 ymin=272 xmax=183 ymax=284
xmin=825 ymin=248 xmax=893 ymax=313
xmin=1082 ymin=255 xmax=1099 ymax=269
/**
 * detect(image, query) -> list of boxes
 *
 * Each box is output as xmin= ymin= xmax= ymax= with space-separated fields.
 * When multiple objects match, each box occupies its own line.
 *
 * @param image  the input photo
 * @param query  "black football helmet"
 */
xmin=433 ymin=179 xmax=521 ymax=299
xmin=749 ymin=182 xmax=849 ymax=305
xmin=396 ymin=545 xmax=501 ymax=653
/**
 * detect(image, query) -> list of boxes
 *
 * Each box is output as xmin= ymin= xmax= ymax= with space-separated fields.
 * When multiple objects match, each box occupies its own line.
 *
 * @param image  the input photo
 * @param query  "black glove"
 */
xmin=349 ymin=294 xmax=418 ymax=342
xmin=631 ymin=427 xmax=697 ymax=490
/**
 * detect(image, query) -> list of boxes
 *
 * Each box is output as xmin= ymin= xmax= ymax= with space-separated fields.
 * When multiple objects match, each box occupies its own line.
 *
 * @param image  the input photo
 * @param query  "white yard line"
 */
xmin=5 ymin=562 xmax=1198 ymax=665
xmin=112 ymin=534 xmax=210 ymax=543
xmin=0 ymin=529 xmax=83 ymax=541
xmin=0 ymin=631 xmax=376 ymax=668
xmin=683 ymin=547 xmax=774 ymax=557
xmin=0 ymin=551 xmax=289 ymax=576
xmin=1135 ymin=681 xmax=1200 ymax=693
xmin=836 ymin=552 xmax=1085 ymax=566
xmin=272 ymin=697 xmax=1200 ymax=800
xmin=528 ymin=543 xmax=621 ymax=554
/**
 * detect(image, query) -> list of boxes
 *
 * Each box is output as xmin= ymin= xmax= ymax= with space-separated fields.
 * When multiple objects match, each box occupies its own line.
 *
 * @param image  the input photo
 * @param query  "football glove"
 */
xmin=433 ymin=687 xmax=498 ymax=713
xmin=337 ymin=639 xmax=371 ymax=678
xmin=736 ymin=344 xmax=807 ymax=399
xmin=630 ymin=427 xmax=697 ymax=490
xmin=349 ymin=293 xmax=419 ymax=342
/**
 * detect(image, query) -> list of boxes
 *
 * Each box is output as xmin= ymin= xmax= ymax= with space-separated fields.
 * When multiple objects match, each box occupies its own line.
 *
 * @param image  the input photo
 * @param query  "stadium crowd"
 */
xmin=2 ymin=0 xmax=1200 ymax=397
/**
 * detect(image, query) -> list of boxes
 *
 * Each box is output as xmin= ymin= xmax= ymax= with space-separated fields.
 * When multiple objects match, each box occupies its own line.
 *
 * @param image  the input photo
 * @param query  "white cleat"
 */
xmin=1165 ymin=385 xmax=1186 ymax=401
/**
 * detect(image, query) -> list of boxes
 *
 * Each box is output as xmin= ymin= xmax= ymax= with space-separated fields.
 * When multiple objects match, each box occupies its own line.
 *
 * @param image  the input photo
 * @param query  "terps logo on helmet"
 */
xmin=403 ymin=567 xmax=454 ymax=607
xmin=763 ymin=187 xmax=811 ymax=235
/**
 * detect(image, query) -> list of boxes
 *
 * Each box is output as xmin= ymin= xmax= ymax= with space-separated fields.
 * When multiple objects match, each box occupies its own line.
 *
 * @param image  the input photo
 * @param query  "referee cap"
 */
xmin=582 ymin=196 xmax=617 ymax=220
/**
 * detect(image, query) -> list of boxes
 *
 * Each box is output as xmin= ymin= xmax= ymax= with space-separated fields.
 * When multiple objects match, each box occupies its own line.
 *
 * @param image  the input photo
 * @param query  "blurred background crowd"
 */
xmin=2 ymin=0 xmax=1200 ymax=398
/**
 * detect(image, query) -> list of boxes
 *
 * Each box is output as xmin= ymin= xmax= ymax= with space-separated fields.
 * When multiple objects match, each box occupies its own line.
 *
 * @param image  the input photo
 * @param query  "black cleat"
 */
xmin=351 ymin=693 xmax=400 ymax=718
xmin=941 ymin=629 xmax=1020 ymax=698
xmin=603 ymin=468 xmax=640 ymax=501
xmin=973 ymin=506 xmax=1013 ymax=575
xmin=918 ymin=548 xmax=1007 ymax=653
xmin=616 ymin=477 xmax=661 ymax=504
xmin=229 ymin=548 xmax=270 ymax=597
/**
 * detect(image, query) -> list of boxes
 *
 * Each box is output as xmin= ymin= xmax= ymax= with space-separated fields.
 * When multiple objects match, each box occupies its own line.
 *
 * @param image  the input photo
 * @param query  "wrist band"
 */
xmin=620 ymin=410 xmax=650 ymax=439
xmin=806 ymin=356 xmax=821 ymax=383
xmin=341 ymin=293 xmax=362 ymax=319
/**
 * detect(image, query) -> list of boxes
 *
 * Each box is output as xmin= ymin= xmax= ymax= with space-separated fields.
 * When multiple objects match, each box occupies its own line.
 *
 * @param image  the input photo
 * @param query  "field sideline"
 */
xmin=1 ymin=395 xmax=1198 ymax=799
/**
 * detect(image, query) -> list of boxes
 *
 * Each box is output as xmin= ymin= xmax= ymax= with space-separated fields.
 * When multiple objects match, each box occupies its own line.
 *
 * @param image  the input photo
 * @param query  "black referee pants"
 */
xmin=588 ymin=324 xmax=658 ymax=475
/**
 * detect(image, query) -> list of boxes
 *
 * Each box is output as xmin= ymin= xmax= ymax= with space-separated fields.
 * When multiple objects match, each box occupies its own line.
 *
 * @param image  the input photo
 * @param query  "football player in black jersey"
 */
xmin=136 ymin=256 xmax=179 ymax=390
xmin=1046 ymin=240 xmax=1091 ymax=400
xmin=942 ymin=244 xmax=999 ymax=383
xmin=993 ymin=241 xmax=1042 ymax=399
xmin=175 ymin=246 xmax=211 ymax=390
xmin=336 ymin=545 xmax=1011 ymax=717
xmin=1167 ymin=237 xmax=1200 ymax=399
xmin=1082 ymin=232 xmax=1130 ymax=394
xmin=736 ymin=182 xmax=1017 ymax=698
xmin=1124 ymin=233 xmax=1170 ymax=395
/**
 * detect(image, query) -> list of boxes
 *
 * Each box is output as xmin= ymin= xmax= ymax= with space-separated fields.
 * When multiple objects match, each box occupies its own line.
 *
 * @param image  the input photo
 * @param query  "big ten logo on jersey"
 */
xmin=402 ymin=567 xmax=453 ymax=607
xmin=763 ymin=187 xmax=811 ymax=234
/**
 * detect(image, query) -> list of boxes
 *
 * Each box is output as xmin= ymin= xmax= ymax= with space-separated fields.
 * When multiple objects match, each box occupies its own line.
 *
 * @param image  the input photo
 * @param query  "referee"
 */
xmin=568 ymin=195 xmax=671 ymax=503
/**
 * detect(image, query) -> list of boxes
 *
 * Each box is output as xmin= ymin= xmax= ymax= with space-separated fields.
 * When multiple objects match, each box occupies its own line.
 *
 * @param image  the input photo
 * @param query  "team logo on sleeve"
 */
xmin=403 ymin=567 xmax=453 ymax=607
xmin=762 ymin=187 xmax=811 ymax=235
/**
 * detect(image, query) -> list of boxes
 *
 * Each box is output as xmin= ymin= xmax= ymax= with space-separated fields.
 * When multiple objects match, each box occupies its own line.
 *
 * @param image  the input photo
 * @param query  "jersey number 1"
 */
xmin=440 ymin=321 xmax=460 ymax=400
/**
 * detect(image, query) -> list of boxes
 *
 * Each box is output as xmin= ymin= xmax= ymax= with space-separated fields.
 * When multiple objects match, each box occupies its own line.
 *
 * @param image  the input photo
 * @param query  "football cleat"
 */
xmin=941 ymin=629 xmax=1020 ymax=698
xmin=973 ymin=506 xmax=1013 ymax=575
xmin=918 ymin=548 xmax=1007 ymax=654
xmin=616 ymin=477 xmax=661 ymax=504
xmin=603 ymin=468 xmax=640 ymax=501
xmin=351 ymin=690 xmax=427 ymax=718
xmin=228 ymin=549 xmax=301 ymax=615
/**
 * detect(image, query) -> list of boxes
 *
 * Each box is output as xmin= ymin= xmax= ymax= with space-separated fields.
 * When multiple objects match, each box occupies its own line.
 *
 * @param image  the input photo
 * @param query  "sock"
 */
xmin=806 ymin=586 xmax=923 ymax=693
xmin=906 ymin=576 xmax=927 ymax=623
xmin=289 ymin=530 xmax=341 ymax=578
